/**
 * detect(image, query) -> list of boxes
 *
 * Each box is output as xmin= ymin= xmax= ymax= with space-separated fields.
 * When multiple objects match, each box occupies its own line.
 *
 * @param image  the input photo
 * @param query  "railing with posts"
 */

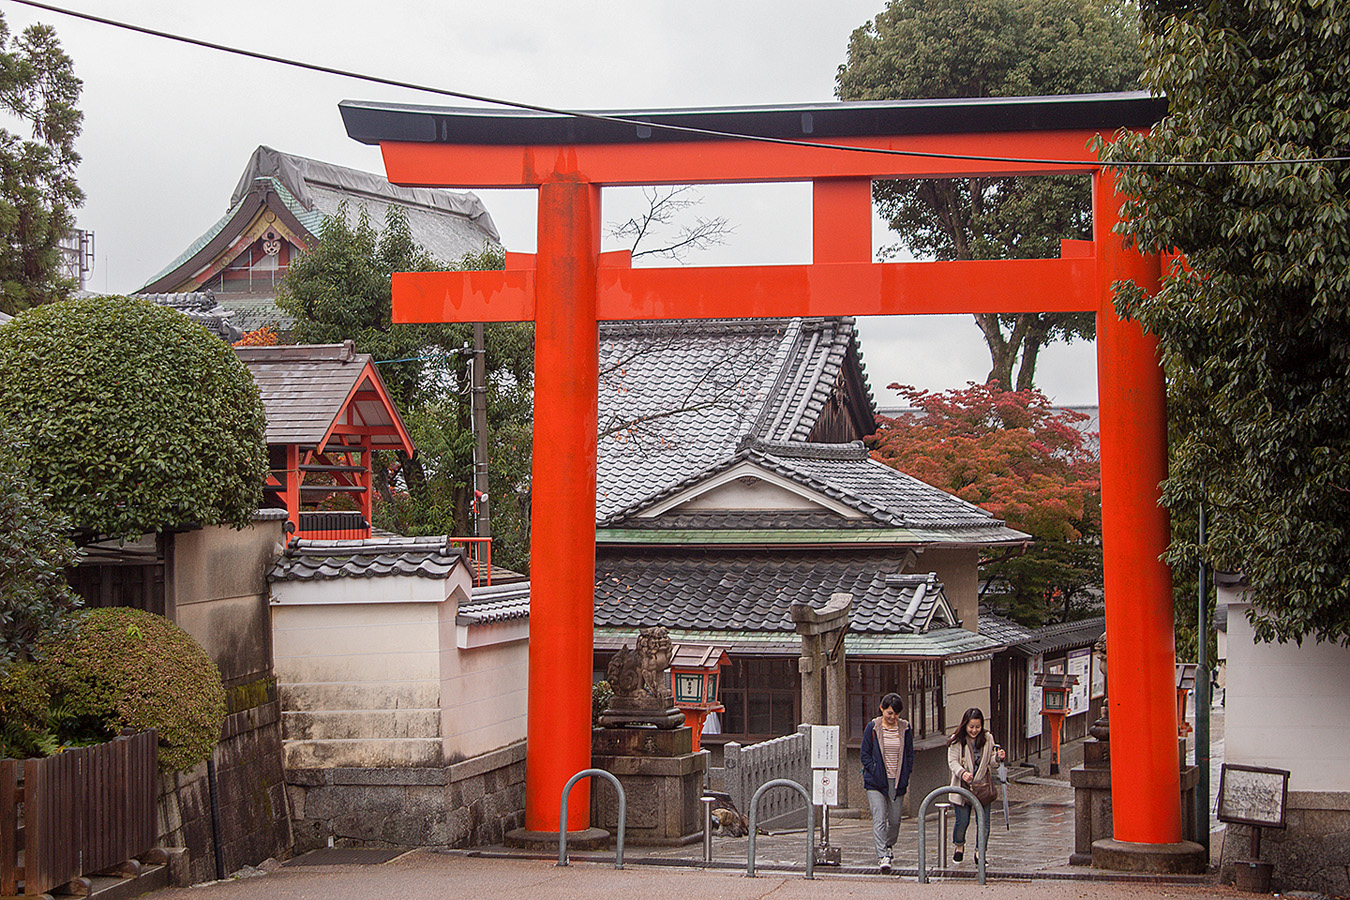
xmin=0 ymin=731 xmax=158 ymax=896
xmin=715 ymin=724 xmax=810 ymax=828
xmin=297 ymin=511 xmax=369 ymax=541
xmin=558 ymin=769 xmax=625 ymax=869
xmin=746 ymin=779 xmax=814 ymax=879
xmin=449 ymin=537 xmax=493 ymax=586
xmin=917 ymin=785 xmax=987 ymax=885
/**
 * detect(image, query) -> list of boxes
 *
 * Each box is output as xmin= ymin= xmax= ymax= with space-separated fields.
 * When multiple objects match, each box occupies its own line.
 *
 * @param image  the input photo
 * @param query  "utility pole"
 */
xmin=471 ymin=322 xmax=491 ymax=538
xmin=1195 ymin=492 xmax=1210 ymax=852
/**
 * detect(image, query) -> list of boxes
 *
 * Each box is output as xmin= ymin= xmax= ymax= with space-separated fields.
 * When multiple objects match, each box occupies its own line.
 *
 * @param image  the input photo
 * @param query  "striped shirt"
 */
xmin=880 ymin=723 xmax=903 ymax=786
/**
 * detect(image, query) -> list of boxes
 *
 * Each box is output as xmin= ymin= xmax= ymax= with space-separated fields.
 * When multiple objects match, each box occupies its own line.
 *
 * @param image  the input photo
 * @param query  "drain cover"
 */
xmin=286 ymin=848 xmax=407 ymax=866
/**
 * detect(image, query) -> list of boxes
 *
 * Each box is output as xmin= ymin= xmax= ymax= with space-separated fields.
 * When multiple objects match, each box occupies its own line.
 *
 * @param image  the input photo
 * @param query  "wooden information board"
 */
xmin=1217 ymin=763 xmax=1290 ymax=828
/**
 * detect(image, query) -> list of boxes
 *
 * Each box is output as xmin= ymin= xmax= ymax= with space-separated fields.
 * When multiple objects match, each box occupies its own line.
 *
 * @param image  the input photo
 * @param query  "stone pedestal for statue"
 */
xmin=1072 ymin=708 xmax=1205 ymax=870
xmin=1070 ymin=712 xmax=1113 ymax=865
xmin=591 ymin=626 xmax=706 ymax=845
xmin=591 ymin=725 xmax=706 ymax=845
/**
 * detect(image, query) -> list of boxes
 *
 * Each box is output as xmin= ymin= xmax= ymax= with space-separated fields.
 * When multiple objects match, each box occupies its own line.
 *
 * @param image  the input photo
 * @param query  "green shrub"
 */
xmin=40 ymin=608 xmax=226 ymax=771
xmin=0 ymin=427 xmax=80 ymax=666
xmin=0 ymin=296 xmax=268 ymax=542
xmin=0 ymin=662 xmax=57 ymax=759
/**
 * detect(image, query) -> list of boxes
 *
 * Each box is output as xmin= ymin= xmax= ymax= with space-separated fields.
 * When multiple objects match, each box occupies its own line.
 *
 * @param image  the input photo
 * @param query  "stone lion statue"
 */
xmin=635 ymin=626 xmax=673 ymax=700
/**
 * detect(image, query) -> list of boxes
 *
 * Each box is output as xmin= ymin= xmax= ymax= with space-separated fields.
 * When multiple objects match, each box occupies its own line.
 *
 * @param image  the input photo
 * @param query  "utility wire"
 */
xmin=9 ymin=0 xmax=1350 ymax=169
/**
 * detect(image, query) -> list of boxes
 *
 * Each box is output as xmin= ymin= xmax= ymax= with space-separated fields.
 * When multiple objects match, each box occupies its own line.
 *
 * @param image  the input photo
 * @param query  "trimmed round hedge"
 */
xmin=0 ymin=296 xmax=267 ymax=541
xmin=41 ymin=608 xmax=226 ymax=772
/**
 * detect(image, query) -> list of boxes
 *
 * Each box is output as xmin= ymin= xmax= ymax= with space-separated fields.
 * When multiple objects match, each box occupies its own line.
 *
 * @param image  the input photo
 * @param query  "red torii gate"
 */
xmin=342 ymin=92 xmax=1199 ymax=866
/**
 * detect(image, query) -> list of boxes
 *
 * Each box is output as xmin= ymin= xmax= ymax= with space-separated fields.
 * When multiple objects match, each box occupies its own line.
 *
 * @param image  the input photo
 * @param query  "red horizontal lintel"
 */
xmin=381 ymin=130 xmax=1113 ymax=188
xmin=393 ymin=257 xmax=1094 ymax=324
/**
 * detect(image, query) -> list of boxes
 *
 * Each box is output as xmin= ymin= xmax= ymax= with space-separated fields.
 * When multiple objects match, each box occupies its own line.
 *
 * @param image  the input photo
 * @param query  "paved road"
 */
xmin=153 ymin=851 xmax=1242 ymax=900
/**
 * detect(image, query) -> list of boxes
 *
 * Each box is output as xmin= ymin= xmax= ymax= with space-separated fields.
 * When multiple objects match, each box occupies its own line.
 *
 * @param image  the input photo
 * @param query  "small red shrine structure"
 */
xmin=236 ymin=341 xmax=409 ymax=542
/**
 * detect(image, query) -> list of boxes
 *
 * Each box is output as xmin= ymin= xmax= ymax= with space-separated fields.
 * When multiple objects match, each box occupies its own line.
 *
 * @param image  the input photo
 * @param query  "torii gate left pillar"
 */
xmin=342 ymin=93 xmax=1206 ymax=871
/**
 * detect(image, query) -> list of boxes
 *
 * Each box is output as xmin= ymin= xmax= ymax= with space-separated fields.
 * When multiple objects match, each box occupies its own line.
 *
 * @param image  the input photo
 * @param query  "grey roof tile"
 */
xmin=459 ymin=581 xmax=531 ymax=625
xmin=595 ymin=625 xmax=998 ymax=660
xmin=139 ymin=146 xmax=499 ymax=291
xmin=269 ymin=536 xmax=465 ymax=582
xmin=1016 ymin=616 xmax=1107 ymax=656
xmin=235 ymin=342 xmax=410 ymax=448
xmin=137 ymin=291 xmax=243 ymax=341
xmin=601 ymin=438 xmax=1029 ymax=545
xmin=595 ymin=317 xmax=870 ymax=520
xmin=594 ymin=548 xmax=960 ymax=635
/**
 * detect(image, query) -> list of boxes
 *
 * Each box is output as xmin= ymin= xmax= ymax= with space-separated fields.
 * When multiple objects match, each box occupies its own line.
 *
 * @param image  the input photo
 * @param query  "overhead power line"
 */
xmin=8 ymin=0 xmax=1350 ymax=169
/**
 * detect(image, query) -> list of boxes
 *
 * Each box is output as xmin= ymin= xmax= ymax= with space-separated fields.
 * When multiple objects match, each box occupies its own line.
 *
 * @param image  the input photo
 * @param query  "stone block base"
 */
xmin=285 ymin=740 xmax=525 ymax=852
xmin=592 ymin=726 xmax=706 ymax=845
xmin=504 ymin=826 xmax=610 ymax=851
xmin=1091 ymin=838 xmax=1208 ymax=874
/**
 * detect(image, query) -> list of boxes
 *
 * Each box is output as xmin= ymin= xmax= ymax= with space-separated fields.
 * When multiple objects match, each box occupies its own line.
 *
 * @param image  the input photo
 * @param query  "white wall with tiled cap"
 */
xmin=1221 ymin=587 xmax=1350 ymax=793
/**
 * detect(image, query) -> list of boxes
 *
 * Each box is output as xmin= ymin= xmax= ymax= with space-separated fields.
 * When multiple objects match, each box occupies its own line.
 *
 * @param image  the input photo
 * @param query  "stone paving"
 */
xmin=544 ymin=708 xmax=1228 ymax=879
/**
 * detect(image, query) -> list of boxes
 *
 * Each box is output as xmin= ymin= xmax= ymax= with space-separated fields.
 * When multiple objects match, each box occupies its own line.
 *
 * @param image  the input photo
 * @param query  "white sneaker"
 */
xmin=879 ymin=855 xmax=892 ymax=874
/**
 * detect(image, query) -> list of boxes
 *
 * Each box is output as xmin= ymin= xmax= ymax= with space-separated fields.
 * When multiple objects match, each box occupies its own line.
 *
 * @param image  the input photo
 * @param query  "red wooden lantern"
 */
xmin=1035 ymin=671 xmax=1079 ymax=775
xmin=669 ymin=644 xmax=730 ymax=752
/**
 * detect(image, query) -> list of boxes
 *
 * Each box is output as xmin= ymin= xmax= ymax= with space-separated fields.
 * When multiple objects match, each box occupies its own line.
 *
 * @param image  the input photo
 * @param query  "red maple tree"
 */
xmin=870 ymin=382 xmax=1101 ymax=624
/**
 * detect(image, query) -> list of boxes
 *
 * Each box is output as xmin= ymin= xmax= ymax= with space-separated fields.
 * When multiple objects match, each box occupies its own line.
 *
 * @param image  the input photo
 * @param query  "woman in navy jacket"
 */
xmin=860 ymin=692 xmax=914 ymax=873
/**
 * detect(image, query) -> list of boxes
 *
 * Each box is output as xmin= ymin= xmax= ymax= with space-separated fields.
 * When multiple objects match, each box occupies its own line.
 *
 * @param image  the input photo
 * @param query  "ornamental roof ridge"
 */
xmin=737 ymin=437 xmax=870 ymax=461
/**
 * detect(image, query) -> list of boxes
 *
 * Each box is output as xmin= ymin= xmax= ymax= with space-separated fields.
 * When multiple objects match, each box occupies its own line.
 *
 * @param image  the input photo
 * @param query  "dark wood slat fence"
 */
xmin=1 ymin=731 xmax=158 ymax=896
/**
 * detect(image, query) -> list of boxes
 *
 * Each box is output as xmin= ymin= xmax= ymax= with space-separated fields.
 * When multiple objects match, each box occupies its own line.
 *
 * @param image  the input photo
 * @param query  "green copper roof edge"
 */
xmin=595 ymin=528 xmax=925 ymax=544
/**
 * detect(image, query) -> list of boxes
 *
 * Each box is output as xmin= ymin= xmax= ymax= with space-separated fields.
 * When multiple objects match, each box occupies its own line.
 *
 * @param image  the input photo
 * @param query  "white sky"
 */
xmin=3 ymin=0 xmax=1100 ymax=406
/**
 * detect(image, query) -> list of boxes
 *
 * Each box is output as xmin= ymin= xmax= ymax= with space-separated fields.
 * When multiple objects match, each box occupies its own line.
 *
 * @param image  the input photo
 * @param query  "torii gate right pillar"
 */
xmin=1093 ymin=170 xmax=1205 ymax=871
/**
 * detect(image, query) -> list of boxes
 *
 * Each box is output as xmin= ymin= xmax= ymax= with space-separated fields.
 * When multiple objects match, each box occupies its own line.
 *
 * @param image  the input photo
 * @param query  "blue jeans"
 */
xmin=953 ymin=801 xmax=993 ymax=852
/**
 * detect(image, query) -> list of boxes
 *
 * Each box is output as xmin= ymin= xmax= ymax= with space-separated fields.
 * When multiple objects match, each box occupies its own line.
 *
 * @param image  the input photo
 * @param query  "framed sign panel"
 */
xmin=1026 ymin=654 xmax=1043 ymax=738
xmin=1067 ymin=649 xmax=1091 ymax=716
xmin=1217 ymin=764 xmax=1290 ymax=828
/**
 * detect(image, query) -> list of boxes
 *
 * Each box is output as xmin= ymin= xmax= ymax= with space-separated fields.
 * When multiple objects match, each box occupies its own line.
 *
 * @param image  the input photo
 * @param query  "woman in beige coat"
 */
xmin=946 ymin=707 xmax=1004 ymax=862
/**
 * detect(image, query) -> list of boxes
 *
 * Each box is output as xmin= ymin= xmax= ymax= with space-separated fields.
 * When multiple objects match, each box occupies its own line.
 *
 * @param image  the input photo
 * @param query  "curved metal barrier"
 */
xmin=746 ymin=778 xmax=815 ymax=879
xmin=558 ymin=768 xmax=626 ymax=869
xmin=916 ymin=785 xmax=987 ymax=884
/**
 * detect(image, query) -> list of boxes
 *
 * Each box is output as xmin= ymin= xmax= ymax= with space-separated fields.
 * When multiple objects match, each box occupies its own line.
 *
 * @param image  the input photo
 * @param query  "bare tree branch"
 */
xmin=607 ymin=185 xmax=736 ymax=262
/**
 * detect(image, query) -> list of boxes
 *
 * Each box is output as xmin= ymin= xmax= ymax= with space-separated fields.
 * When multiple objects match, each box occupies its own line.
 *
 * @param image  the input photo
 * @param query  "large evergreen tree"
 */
xmin=277 ymin=206 xmax=534 ymax=572
xmin=1101 ymin=0 xmax=1350 ymax=644
xmin=0 ymin=12 xmax=83 ymax=314
xmin=836 ymin=0 xmax=1144 ymax=389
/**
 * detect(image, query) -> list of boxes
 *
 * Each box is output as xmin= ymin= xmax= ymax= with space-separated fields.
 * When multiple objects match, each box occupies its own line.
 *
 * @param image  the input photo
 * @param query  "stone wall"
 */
xmin=286 ymin=739 xmax=526 ymax=852
xmin=1219 ymin=792 xmax=1350 ymax=897
xmin=156 ymin=690 xmax=291 ymax=883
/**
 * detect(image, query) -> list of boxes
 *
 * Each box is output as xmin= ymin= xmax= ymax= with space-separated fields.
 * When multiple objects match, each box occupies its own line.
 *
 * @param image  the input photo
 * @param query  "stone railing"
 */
xmin=715 ymin=725 xmax=811 ymax=827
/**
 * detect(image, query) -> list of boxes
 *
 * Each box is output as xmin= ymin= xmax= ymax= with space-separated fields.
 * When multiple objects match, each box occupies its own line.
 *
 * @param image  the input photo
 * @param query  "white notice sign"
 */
xmin=812 ymin=768 xmax=839 ymax=806
xmin=810 ymin=725 xmax=840 ymax=769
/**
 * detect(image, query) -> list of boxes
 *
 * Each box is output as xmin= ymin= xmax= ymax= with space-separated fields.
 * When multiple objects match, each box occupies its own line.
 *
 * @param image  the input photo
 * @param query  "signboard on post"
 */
xmin=1217 ymin=764 xmax=1290 ymax=828
xmin=810 ymin=725 xmax=840 ymax=769
xmin=1067 ymin=649 xmax=1091 ymax=716
xmin=812 ymin=768 xmax=839 ymax=806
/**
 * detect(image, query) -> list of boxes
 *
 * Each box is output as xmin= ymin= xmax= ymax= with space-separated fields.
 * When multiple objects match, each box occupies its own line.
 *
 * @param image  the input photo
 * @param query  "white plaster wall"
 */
xmin=272 ymin=580 xmax=447 ymax=768
xmin=1223 ymin=592 xmax=1350 ymax=792
xmin=945 ymin=658 xmax=993 ymax=732
xmin=919 ymin=548 xmax=982 ymax=633
xmin=438 ymin=588 xmax=528 ymax=761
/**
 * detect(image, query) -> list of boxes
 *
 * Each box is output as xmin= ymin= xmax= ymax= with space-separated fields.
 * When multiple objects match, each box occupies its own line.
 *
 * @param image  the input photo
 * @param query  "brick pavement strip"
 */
xmin=144 ymin=851 xmax=1237 ymax=900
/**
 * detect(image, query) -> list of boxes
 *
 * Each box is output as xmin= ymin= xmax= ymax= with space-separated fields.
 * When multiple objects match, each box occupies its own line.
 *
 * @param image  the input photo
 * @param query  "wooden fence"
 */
xmin=1 ymin=731 xmax=158 ymax=896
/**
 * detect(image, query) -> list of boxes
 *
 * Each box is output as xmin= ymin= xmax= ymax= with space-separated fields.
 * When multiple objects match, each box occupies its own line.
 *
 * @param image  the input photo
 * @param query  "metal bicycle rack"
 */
xmin=916 ymin=785 xmax=987 ymax=884
xmin=745 ymin=778 xmax=815 ymax=879
xmin=558 ymin=768 xmax=626 ymax=870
